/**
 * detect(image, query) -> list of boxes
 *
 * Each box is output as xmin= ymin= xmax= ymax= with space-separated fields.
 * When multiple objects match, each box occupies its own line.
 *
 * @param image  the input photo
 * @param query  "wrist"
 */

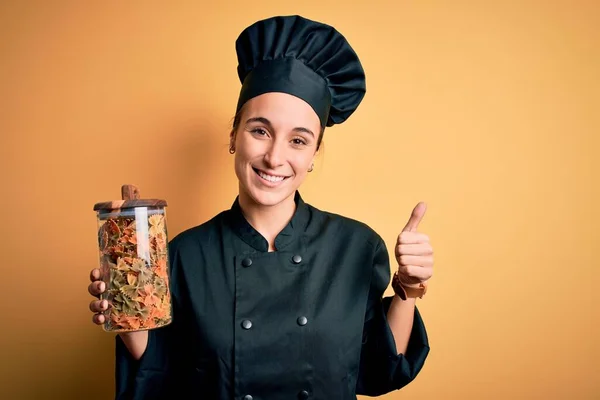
xmin=391 ymin=271 xmax=427 ymax=300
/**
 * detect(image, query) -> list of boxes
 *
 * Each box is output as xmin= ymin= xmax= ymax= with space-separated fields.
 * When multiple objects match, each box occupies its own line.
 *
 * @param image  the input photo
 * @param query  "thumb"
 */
xmin=402 ymin=202 xmax=427 ymax=233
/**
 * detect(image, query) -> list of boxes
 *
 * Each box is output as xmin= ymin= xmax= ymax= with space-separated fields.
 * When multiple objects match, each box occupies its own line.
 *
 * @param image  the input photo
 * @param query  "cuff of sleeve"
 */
xmin=115 ymin=330 xmax=158 ymax=399
xmin=382 ymin=296 xmax=430 ymax=387
xmin=115 ymin=334 xmax=139 ymax=399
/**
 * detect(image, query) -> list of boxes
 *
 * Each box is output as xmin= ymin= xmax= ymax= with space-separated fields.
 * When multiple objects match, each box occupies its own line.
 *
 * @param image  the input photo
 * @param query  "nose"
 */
xmin=263 ymin=140 xmax=285 ymax=168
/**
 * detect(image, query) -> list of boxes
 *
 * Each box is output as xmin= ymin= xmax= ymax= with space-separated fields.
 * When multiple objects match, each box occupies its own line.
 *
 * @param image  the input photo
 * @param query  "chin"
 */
xmin=246 ymin=186 xmax=295 ymax=207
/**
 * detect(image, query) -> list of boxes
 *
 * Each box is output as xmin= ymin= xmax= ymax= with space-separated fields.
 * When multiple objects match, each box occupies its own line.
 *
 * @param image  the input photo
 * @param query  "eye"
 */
xmin=251 ymin=128 xmax=268 ymax=136
xmin=291 ymin=137 xmax=308 ymax=146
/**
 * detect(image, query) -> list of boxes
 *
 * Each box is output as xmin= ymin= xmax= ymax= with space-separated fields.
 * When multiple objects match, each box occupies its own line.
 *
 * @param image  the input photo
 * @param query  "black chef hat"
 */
xmin=235 ymin=15 xmax=366 ymax=128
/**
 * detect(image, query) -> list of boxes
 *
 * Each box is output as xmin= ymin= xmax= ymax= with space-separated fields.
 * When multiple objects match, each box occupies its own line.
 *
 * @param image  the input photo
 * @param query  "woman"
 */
xmin=88 ymin=15 xmax=433 ymax=400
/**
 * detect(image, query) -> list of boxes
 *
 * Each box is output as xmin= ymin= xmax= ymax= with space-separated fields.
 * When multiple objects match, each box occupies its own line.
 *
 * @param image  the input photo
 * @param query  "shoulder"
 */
xmin=304 ymin=201 xmax=385 ymax=251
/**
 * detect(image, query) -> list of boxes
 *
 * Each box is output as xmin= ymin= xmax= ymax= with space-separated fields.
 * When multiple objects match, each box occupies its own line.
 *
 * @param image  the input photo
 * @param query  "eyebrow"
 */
xmin=246 ymin=117 xmax=315 ymax=138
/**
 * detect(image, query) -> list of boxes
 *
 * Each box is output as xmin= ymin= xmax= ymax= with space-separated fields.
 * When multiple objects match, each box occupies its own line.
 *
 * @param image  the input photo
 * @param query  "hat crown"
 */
xmin=235 ymin=15 xmax=366 ymax=127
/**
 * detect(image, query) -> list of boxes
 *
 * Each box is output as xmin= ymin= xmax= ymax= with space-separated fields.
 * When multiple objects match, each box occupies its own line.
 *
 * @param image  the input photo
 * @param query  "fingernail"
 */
xmin=102 ymin=300 xmax=107 ymax=309
xmin=99 ymin=282 xmax=105 ymax=291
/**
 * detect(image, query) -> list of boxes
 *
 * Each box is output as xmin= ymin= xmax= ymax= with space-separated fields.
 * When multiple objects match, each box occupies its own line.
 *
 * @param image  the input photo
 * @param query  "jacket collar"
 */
xmin=227 ymin=191 xmax=310 ymax=252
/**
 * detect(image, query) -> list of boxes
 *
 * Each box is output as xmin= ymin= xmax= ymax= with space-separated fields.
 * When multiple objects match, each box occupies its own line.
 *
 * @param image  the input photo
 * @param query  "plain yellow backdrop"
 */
xmin=0 ymin=1 xmax=598 ymax=399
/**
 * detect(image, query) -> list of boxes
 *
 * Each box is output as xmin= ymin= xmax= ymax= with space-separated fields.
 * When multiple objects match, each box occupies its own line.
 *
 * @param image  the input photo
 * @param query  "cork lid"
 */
xmin=93 ymin=184 xmax=167 ymax=211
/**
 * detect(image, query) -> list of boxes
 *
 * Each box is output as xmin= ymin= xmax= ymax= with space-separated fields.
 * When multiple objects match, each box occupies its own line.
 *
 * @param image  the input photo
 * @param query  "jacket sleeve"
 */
xmin=115 ymin=323 xmax=181 ymax=400
xmin=355 ymin=237 xmax=430 ymax=396
xmin=114 ymin=239 xmax=190 ymax=400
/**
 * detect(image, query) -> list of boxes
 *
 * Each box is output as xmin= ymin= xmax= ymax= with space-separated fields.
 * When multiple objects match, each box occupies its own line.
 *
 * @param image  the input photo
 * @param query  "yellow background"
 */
xmin=1 ymin=1 xmax=598 ymax=399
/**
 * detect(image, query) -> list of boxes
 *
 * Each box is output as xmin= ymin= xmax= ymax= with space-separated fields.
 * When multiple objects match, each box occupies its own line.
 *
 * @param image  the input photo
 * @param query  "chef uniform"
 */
xmin=115 ymin=15 xmax=429 ymax=400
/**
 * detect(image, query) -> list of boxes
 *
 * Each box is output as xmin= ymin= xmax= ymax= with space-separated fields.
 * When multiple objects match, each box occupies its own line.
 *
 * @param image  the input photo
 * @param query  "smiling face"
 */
xmin=231 ymin=92 xmax=321 ymax=208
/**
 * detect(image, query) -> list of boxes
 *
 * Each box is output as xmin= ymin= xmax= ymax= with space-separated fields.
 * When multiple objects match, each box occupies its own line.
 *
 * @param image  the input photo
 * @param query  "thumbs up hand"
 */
xmin=393 ymin=202 xmax=434 ymax=298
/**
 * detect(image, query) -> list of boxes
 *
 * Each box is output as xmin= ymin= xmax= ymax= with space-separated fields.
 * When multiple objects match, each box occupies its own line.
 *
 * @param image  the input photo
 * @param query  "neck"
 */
xmin=238 ymin=188 xmax=297 ymax=252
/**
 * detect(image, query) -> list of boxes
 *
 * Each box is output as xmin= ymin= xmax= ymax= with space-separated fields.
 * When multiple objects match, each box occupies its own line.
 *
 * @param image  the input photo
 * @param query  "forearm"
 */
xmin=386 ymin=295 xmax=416 ymax=355
xmin=118 ymin=331 xmax=148 ymax=360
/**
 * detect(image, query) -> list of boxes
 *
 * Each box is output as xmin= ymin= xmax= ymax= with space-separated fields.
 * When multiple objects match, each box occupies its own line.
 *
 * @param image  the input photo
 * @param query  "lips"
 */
xmin=252 ymin=167 xmax=290 ymax=184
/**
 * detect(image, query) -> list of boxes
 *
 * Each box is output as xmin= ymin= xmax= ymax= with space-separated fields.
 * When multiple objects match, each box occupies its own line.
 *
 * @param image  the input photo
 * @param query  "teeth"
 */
xmin=257 ymin=170 xmax=285 ymax=182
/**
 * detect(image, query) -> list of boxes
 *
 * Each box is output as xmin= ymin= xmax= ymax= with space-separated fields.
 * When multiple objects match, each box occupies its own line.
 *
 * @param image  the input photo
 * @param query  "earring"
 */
xmin=229 ymin=145 xmax=235 ymax=154
xmin=308 ymin=163 xmax=314 ymax=172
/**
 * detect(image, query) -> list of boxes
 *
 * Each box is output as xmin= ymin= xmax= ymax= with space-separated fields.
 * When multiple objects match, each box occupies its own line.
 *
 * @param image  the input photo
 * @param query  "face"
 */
xmin=232 ymin=92 xmax=321 ymax=207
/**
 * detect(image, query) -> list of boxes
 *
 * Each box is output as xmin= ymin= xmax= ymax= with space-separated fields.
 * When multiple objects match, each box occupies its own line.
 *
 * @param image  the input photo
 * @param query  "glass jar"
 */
xmin=93 ymin=184 xmax=172 ymax=332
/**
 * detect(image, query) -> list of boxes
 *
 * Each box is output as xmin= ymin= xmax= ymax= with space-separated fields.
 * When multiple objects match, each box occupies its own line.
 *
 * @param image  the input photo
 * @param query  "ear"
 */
xmin=309 ymin=152 xmax=317 ymax=170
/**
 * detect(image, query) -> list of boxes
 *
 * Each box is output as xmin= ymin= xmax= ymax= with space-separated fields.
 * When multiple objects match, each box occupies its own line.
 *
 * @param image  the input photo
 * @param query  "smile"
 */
xmin=253 ymin=167 xmax=289 ymax=183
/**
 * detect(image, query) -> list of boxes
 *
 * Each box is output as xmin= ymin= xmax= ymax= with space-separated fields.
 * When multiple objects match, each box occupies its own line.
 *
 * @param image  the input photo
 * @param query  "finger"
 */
xmin=402 ymin=202 xmax=427 ymax=233
xmin=396 ymin=243 xmax=433 ymax=256
xmin=88 ymin=281 xmax=106 ymax=298
xmin=92 ymin=313 xmax=106 ymax=325
xmin=397 ymin=231 xmax=430 ymax=245
xmin=397 ymin=255 xmax=434 ymax=268
xmin=90 ymin=268 xmax=101 ymax=282
xmin=398 ymin=265 xmax=433 ymax=284
xmin=89 ymin=299 xmax=108 ymax=313
xmin=398 ymin=265 xmax=433 ymax=283
xmin=399 ymin=265 xmax=432 ymax=281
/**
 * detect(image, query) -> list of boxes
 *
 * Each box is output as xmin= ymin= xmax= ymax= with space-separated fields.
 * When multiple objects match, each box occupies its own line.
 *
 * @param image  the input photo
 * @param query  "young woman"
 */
xmin=88 ymin=15 xmax=433 ymax=400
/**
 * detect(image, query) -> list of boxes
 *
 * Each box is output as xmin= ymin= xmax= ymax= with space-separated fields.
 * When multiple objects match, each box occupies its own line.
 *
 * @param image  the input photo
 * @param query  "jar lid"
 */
xmin=93 ymin=184 xmax=167 ymax=211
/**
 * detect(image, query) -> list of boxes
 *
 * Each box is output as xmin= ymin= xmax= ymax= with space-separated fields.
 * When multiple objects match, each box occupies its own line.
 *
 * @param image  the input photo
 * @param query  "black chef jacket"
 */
xmin=115 ymin=191 xmax=429 ymax=400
